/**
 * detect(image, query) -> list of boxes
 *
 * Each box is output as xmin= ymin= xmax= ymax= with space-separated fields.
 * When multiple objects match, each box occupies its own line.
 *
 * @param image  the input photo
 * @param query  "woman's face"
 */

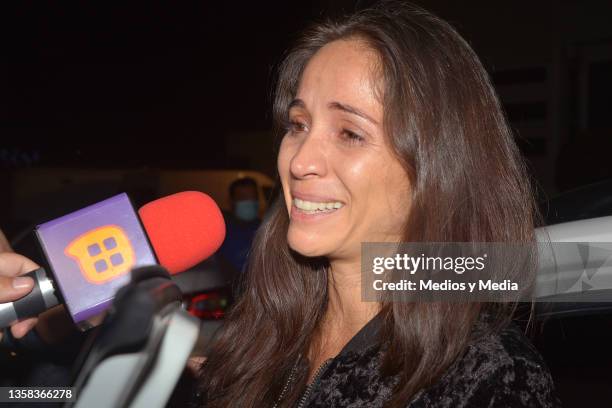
xmin=278 ymin=39 xmax=411 ymax=262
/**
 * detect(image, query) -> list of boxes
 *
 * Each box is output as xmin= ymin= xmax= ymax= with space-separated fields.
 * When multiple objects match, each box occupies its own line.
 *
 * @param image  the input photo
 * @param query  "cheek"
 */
xmin=277 ymin=136 xmax=291 ymax=175
xmin=338 ymin=152 xmax=371 ymax=198
xmin=277 ymin=137 xmax=294 ymax=209
xmin=369 ymin=158 xmax=411 ymax=236
xmin=342 ymin=156 xmax=394 ymax=231
xmin=383 ymin=166 xmax=411 ymax=226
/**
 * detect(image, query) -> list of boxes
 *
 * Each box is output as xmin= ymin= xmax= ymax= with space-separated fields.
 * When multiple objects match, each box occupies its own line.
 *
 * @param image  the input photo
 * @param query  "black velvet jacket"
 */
xmin=185 ymin=313 xmax=561 ymax=407
xmin=294 ymin=313 xmax=561 ymax=408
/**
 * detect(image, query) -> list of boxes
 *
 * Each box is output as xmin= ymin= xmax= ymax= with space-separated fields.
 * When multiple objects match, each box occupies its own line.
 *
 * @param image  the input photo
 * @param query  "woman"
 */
xmin=195 ymin=3 xmax=560 ymax=407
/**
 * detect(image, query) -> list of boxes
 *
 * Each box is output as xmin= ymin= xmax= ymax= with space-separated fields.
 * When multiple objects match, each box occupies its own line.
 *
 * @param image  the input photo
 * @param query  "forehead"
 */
xmin=296 ymin=39 xmax=382 ymax=116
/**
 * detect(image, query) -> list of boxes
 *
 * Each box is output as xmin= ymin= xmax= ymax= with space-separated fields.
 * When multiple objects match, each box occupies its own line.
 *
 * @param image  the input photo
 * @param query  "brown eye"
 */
xmin=340 ymin=129 xmax=365 ymax=145
xmin=285 ymin=119 xmax=307 ymax=134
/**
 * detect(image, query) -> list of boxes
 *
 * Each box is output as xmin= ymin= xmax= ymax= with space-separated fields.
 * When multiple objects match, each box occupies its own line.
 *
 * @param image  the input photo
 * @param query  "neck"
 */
xmin=307 ymin=257 xmax=380 ymax=368
xmin=324 ymin=258 xmax=379 ymax=333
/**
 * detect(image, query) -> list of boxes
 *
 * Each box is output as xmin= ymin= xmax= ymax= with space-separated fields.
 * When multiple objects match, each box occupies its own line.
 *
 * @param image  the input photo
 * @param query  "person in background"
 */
xmin=216 ymin=177 xmax=262 ymax=282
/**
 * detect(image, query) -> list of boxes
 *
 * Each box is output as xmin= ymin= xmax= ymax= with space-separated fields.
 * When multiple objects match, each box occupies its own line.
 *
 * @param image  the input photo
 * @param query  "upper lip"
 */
xmin=291 ymin=191 xmax=345 ymax=204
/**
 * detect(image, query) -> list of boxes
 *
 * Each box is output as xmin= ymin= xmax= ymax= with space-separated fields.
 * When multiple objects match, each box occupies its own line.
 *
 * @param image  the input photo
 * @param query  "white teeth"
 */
xmin=293 ymin=198 xmax=344 ymax=212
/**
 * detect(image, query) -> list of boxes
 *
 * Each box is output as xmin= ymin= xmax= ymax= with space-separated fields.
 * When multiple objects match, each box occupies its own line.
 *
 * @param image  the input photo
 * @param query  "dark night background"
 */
xmin=3 ymin=1 xmax=611 ymax=182
xmin=1 ymin=1 xmax=612 ymax=407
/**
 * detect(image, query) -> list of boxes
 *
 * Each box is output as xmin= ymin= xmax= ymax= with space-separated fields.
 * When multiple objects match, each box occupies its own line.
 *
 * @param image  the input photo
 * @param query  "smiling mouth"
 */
xmin=292 ymin=198 xmax=344 ymax=215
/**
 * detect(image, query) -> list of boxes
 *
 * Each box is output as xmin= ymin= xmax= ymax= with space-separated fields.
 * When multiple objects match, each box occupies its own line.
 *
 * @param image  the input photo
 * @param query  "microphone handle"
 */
xmin=0 ymin=268 xmax=60 ymax=328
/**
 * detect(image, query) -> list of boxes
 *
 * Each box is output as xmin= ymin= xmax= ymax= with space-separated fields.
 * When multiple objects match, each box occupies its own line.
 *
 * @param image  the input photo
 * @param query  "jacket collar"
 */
xmin=338 ymin=311 xmax=384 ymax=355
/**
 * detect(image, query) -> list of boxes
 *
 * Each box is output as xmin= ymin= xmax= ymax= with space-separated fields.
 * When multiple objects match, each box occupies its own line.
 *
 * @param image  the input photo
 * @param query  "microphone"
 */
xmin=0 ymin=191 xmax=225 ymax=330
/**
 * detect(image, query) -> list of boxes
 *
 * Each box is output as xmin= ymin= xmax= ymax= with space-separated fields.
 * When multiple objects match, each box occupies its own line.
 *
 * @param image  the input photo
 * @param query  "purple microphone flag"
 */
xmin=36 ymin=193 xmax=157 ymax=327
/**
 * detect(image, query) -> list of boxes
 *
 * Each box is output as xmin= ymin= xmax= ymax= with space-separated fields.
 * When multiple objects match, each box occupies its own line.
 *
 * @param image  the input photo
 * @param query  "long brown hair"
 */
xmin=198 ymin=2 xmax=539 ymax=407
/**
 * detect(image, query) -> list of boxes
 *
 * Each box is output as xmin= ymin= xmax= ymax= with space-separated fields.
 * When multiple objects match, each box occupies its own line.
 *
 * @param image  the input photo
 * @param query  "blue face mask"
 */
xmin=234 ymin=199 xmax=259 ymax=222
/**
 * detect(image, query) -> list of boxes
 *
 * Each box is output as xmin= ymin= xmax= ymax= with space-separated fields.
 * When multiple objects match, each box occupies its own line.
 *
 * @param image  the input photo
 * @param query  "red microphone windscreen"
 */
xmin=138 ymin=191 xmax=226 ymax=274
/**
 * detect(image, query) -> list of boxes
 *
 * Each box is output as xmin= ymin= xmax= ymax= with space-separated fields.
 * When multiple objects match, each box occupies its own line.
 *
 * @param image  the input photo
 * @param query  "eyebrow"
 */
xmin=288 ymin=99 xmax=379 ymax=125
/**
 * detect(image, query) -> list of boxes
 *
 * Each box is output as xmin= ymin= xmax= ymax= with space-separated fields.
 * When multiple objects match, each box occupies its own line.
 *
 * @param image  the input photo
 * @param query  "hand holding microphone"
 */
xmin=0 ymin=191 xmax=226 ymax=332
xmin=0 ymin=252 xmax=40 ymax=340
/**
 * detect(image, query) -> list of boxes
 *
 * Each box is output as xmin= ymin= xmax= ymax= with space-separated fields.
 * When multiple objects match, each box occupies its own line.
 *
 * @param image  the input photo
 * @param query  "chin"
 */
xmin=287 ymin=231 xmax=330 ymax=258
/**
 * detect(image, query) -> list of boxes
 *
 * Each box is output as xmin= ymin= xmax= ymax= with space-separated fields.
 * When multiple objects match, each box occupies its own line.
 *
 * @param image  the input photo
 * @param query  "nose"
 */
xmin=289 ymin=129 xmax=328 ymax=180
